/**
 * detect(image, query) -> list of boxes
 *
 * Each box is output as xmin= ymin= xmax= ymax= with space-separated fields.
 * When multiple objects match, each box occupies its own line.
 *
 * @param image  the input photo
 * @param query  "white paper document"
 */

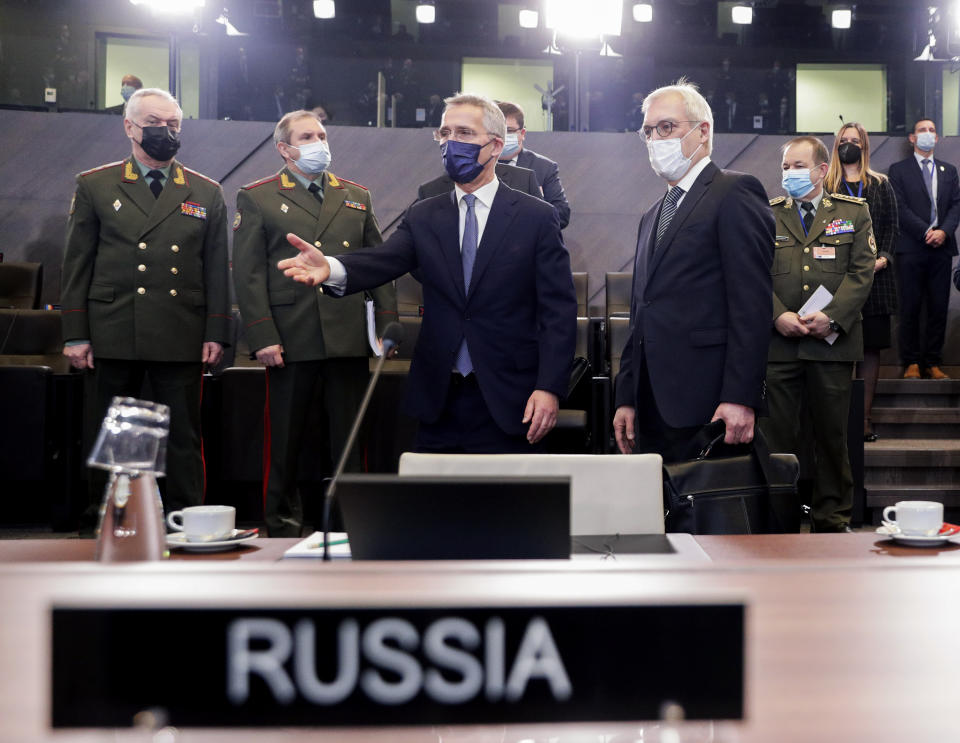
xmin=283 ymin=531 xmax=351 ymax=559
xmin=796 ymin=285 xmax=839 ymax=345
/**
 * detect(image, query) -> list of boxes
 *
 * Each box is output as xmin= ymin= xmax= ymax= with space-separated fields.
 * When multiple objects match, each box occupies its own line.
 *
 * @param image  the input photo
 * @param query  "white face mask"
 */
xmin=646 ymin=124 xmax=703 ymax=182
xmin=916 ymin=131 xmax=936 ymax=152
xmin=501 ymin=133 xmax=520 ymax=159
xmin=290 ymin=139 xmax=331 ymax=174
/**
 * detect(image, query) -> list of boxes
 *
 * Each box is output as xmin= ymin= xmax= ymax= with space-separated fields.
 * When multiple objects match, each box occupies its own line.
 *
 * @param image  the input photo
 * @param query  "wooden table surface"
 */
xmin=3 ymin=533 xmax=960 ymax=741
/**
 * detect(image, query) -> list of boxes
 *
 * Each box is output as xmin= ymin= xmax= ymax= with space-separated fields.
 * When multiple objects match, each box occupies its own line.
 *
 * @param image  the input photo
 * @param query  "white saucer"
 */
xmin=166 ymin=530 xmax=258 ymax=552
xmin=875 ymin=524 xmax=958 ymax=547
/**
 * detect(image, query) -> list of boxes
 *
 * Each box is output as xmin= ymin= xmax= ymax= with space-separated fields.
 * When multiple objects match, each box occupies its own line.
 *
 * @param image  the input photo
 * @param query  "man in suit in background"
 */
xmin=61 ymin=88 xmax=230 ymax=525
xmin=232 ymin=110 xmax=397 ymax=537
xmin=496 ymin=101 xmax=571 ymax=229
xmin=416 ymin=161 xmax=541 ymax=201
xmin=764 ymin=136 xmax=875 ymax=533
xmin=888 ymin=118 xmax=960 ymax=379
xmin=613 ymin=79 xmax=774 ymax=463
xmin=279 ymin=93 xmax=577 ymax=454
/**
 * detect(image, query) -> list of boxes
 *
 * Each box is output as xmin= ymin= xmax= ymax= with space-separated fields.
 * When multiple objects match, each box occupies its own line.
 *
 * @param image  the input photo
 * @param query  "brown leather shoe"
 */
xmin=903 ymin=364 xmax=921 ymax=379
xmin=926 ymin=366 xmax=950 ymax=380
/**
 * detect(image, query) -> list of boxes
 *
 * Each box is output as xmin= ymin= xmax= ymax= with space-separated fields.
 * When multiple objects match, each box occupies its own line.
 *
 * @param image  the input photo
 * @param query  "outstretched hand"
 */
xmin=278 ymin=233 xmax=331 ymax=286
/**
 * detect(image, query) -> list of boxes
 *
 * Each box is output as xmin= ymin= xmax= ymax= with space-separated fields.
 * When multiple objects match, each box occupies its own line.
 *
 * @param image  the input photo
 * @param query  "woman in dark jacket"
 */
xmin=825 ymin=121 xmax=899 ymax=441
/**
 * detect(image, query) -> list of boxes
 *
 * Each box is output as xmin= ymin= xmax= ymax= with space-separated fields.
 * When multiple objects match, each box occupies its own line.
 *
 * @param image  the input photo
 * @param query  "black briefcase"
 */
xmin=663 ymin=422 xmax=800 ymax=534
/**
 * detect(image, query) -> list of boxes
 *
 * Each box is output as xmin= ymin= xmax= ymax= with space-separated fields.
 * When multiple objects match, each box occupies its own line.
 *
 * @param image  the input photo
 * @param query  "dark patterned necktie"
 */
xmin=656 ymin=186 xmax=684 ymax=247
xmin=308 ymin=181 xmax=324 ymax=203
xmin=147 ymin=169 xmax=163 ymax=199
xmin=801 ymin=201 xmax=815 ymax=234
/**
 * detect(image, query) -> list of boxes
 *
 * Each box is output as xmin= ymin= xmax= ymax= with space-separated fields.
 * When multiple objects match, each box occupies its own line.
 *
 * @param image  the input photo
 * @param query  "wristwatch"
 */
xmin=827 ymin=318 xmax=841 ymax=333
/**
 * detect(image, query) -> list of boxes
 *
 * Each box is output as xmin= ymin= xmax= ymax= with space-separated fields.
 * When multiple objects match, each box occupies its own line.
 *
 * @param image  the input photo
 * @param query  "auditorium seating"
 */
xmin=398 ymin=452 xmax=664 ymax=534
xmin=0 ymin=262 xmax=42 ymax=309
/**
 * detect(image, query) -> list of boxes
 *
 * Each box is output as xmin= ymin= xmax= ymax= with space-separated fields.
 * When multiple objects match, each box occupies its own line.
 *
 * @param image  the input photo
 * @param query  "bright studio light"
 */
xmin=831 ymin=9 xmax=852 ymax=29
xmin=129 ymin=0 xmax=205 ymax=12
xmin=416 ymin=2 xmax=436 ymax=24
xmin=731 ymin=5 xmax=753 ymax=24
xmin=633 ymin=3 xmax=652 ymax=22
xmin=313 ymin=0 xmax=335 ymax=19
xmin=519 ymin=9 xmax=539 ymax=28
xmin=545 ymin=0 xmax=624 ymax=38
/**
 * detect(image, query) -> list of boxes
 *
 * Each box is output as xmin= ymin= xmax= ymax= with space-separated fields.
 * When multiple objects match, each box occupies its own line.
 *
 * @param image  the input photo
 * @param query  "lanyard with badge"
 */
xmin=842 ymin=181 xmax=863 ymax=199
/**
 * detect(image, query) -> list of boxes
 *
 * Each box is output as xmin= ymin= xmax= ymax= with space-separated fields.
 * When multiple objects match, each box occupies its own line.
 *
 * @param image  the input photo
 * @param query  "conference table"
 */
xmin=3 ymin=533 xmax=960 ymax=741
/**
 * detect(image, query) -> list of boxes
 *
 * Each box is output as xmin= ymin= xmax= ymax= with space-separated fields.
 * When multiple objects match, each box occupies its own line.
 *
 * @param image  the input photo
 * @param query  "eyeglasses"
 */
xmin=433 ymin=127 xmax=498 ymax=143
xmin=639 ymin=120 xmax=701 ymax=140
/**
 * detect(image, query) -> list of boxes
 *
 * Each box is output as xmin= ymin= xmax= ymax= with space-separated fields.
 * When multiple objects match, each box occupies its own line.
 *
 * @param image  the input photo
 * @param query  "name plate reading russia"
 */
xmin=52 ymin=604 xmax=743 ymax=728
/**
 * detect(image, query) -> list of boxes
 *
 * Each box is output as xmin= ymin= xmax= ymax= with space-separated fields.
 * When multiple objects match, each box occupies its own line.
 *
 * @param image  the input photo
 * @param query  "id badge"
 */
xmin=813 ymin=245 xmax=836 ymax=260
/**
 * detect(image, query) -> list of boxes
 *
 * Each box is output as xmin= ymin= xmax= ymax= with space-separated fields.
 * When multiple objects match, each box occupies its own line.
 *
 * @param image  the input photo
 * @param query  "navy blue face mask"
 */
xmin=441 ymin=139 xmax=493 ymax=184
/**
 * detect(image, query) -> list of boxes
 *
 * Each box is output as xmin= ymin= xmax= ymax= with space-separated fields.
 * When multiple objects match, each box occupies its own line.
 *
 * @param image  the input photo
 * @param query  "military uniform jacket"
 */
xmin=232 ymin=169 xmax=397 ymax=361
xmin=61 ymin=157 xmax=231 ymax=361
xmin=769 ymin=193 xmax=876 ymax=363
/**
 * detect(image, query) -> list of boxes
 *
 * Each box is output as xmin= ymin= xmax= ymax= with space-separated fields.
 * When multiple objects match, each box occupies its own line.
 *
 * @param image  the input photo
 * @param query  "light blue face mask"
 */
xmin=782 ymin=168 xmax=817 ymax=199
xmin=916 ymin=131 xmax=936 ymax=152
xmin=292 ymin=140 xmax=331 ymax=174
xmin=500 ymin=133 xmax=520 ymax=159
xmin=120 ymin=85 xmax=136 ymax=102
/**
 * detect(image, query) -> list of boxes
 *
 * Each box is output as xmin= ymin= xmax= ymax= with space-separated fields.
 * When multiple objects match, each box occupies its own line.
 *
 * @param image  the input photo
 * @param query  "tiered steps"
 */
xmin=865 ymin=380 xmax=960 ymax=518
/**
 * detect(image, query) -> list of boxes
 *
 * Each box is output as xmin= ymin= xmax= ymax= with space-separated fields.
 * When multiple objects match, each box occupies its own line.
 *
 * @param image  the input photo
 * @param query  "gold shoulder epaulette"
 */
xmin=337 ymin=176 xmax=368 ymax=191
xmin=242 ymin=175 xmax=280 ymax=190
xmin=79 ymin=161 xmax=123 ymax=177
xmin=769 ymin=195 xmax=786 ymax=206
xmin=831 ymin=192 xmax=866 ymax=204
xmin=183 ymin=167 xmax=220 ymax=186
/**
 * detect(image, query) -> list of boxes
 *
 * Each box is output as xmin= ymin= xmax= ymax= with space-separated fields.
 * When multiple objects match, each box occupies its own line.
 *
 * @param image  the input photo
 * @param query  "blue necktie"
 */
xmin=923 ymin=158 xmax=937 ymax=227
xmin=455 ymin=193 xmax=478 ymax=376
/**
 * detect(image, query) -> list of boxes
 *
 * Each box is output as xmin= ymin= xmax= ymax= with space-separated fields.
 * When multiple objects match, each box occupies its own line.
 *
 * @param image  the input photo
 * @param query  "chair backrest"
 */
xmin=0 ymin=309 xmax=63 ymax=355
xmin=605 ymin=271 xmax=632 ymax=321
xmin=399 ymin=452 xmax=664 ymax=535
xmin=607 ymin=316 xmax=631 ymax=379
xmin=0 ymin=262 xmax=43 ymax=309
xmin=395 ymin=273 xmax=423 ymax=316
xmin=572 ymin=272 xmax=588 ymax=317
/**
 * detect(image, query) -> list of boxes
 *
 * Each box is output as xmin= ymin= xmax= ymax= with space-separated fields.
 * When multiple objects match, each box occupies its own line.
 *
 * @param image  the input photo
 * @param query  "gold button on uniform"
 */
xmin=138 ymin=242 xmax=147 ymax=250
xmin=314 ymin=241 xmax=322 ymax=248
xmin=803 ymin=247 xmax=810 ymax=254
xmin=803 ymin=265 xmax=810 ymax=272
xmin=169 ymin=289 xmax=178 ymax=297
xmin=137 ymin=287 xmax=146 ymax=295
xmin=803 ymin=284 xmax=810 ymax=291
xmin=342 ymin=241 xmax=350 ymax=248
xmin=138 ymin=264 xmax=146 ymax=272
xmin=171 ymin=245 xmax=180 ymax=253
xmin=170 ymin=267 xmax=178 ymax=275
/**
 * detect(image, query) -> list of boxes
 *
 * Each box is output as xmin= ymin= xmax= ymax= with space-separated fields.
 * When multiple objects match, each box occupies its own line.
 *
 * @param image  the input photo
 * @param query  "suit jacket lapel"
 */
xmin=139 ymin=160 xmax=192 ymax=239
xmin=116 ymin=157 xmax=155 ymax=221
xmin=648 ymin=161 xmax=717 ymax=281
xmin=276 ymin=168 xmax=322 ymax=225
xmin=468 ymin=186 xmax=517 ymax=297
xmin=632 ymin=203 xmax=658 ymax=300
xmin=433 ymin=190 xmax=465 ymax=299
xmin=780 ymin=200 xmax=807 ymax=244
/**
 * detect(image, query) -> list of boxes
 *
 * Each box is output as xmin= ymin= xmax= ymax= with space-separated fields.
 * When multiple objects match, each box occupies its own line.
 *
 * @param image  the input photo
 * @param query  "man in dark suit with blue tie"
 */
xmin=888 ymin=119 xmax=960 ymax=380
xmin=279 ymin=93 xmax=577 ymax=453
xmin=613 ymin=80 xmax=774 ymax=462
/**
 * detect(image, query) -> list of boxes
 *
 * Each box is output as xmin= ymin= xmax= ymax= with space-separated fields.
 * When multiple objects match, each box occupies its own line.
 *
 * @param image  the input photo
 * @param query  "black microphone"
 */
xmin=839 ymin=114 xmax=845 ymax=125
xmin=321 ymin=321 xmax=403 ymax=560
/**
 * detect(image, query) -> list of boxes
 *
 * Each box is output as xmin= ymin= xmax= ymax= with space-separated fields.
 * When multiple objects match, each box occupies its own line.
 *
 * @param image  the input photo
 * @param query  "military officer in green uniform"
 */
xmin=761 ymin=135 xmax=876 ymax=533
xmin=61 ymin=88 xmax=231 ymax=524
xmin=232 ymin=110 xmax=397 ymax=537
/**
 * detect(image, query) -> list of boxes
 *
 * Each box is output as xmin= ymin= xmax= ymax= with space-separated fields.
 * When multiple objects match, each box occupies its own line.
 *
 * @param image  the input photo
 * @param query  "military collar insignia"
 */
xmin=280 ymin=173 xmax=297 ymax=190
xmin=122 ymin=161 xmax=139 ymax=182
xmin=822 ymin=196 xmax=832 ymax=208
xmin=784 ymin=196 xmax=793 ymax=208
xmin=326 ymin=172 xmax=342 ymax=189
xmin=173 ymin=166 xmax=187 ymax=186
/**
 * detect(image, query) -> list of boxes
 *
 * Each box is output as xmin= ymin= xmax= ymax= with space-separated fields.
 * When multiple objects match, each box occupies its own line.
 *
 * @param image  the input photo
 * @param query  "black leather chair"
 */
xmin=605 ymin=271 xmax=632 ymax=321
xmin=0 ymin=262 xmax=43 ymax=309
xmin=572 ymin=272 xmax=588 ymax=318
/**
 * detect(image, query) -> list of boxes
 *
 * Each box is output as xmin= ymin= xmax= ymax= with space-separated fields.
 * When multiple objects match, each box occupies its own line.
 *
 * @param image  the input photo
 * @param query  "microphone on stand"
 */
xmin=321 ymin=321 xmax=404 ymax=560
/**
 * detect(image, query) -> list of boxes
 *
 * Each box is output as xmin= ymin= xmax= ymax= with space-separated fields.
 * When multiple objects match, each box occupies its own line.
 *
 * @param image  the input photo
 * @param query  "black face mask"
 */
xmin=139 ymin=125 xmax=181 ymax=161
xmin=837 ymin=142 xmax=861 ymax=165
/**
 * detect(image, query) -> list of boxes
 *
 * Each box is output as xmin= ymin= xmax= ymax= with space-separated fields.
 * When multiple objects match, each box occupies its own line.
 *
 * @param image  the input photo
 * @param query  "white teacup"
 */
xmin=167 ymin=505 xmax=235 ymax=542
xmin=882 ymin=500 xmax=943 ymax=537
